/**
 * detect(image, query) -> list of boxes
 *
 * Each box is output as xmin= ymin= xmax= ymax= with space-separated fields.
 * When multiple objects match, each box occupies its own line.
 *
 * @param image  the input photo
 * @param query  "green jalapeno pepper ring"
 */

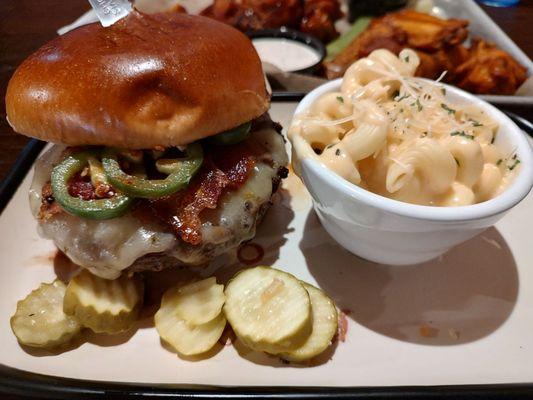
xmin=209 ymin=121 xmax=252 ymax=146
xmin=101 ymin=143 xmax=204 ymax=199
xmin=51 ymin=151 xmax=134 ymax=220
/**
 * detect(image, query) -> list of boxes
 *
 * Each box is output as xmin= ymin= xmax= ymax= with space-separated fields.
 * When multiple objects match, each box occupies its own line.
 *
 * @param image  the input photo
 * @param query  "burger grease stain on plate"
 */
xmin=419 ymin=324 xmax=439 ymax=339
xmin=26 ymin=251 xmax=56 ymax=266
xmin=418 ymin=325 xmax=460 ymax=340
xmin=448 ymin=328 xmax=461 ymax=340
xmin=336 ymin=310 xmax=350 ymax=343
xmin=237 ymin=243 xmax=265 ymax=265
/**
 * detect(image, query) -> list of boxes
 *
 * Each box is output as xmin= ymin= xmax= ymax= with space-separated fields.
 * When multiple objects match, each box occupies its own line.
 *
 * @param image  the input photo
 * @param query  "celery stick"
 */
xmin=326 ymin=16 xmax=372 ymax=60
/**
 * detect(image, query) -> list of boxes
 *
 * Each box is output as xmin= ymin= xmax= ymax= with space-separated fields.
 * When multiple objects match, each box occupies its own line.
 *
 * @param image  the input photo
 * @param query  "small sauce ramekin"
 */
xmin=291 ymin=79 xmax=533 ymax=265
xmin=248 ymin=28 xmax=326 ymax=75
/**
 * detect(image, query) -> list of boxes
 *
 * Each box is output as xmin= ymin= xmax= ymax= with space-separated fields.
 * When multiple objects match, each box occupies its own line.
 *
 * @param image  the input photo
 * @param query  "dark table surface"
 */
xmin=1 ymin=0 xmax=532 ymax=184
xmin=0 ymin=2 xmax=532 ymax=399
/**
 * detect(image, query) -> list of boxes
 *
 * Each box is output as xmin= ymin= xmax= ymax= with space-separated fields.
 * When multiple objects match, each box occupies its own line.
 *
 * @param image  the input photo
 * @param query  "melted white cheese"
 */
xmin=31 ymin=127 xmax=287 ymax=279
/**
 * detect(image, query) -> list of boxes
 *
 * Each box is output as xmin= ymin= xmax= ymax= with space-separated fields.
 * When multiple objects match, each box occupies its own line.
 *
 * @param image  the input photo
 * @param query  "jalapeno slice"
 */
xmin=51 ymin=151 xmax=134 ymax=220
xmin=209 ymin=121 xmax=252 ymax=145
xmin=101 ymin=143 xmax=204 ymax=199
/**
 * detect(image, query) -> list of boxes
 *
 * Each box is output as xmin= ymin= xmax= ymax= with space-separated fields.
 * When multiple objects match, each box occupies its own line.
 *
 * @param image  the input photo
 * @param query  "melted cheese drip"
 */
xmin=31 ymin=127 xmax=287 ymax=279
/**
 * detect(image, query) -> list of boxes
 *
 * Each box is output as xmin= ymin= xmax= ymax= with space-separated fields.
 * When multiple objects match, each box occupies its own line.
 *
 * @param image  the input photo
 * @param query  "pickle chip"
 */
xmin=155 ymin=283 xmax=226 ymax=356
xmin=63 ymin=270 xmax=144 ymax=334
xmin=280 ymin=283 xmax=338 ymax=362
xmin=172 ymin=277 xmax=225 ymax=325
xmin=11 ymin=280 xmax=81 ymax=348
xmin=156 ymin=312 xmax=226 ymax=356
xmin=224 ymin=266 xmax=312 ymax=354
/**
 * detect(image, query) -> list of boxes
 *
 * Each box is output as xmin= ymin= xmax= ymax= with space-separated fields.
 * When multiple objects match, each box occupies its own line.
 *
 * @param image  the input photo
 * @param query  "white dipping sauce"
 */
xmin=252 ymin=38 xmax=321 ymax=72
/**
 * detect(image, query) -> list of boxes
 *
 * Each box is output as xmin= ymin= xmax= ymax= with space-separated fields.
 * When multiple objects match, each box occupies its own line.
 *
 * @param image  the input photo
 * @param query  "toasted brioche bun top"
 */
xmin=5 ymin=11 xmax=269 ymax=149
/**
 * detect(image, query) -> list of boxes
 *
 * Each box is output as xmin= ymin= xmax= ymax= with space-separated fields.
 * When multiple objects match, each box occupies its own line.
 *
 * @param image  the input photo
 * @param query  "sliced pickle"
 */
xmin=169 ymin=277 xmax=225 ymax=325
xmin=11 ymin=280 xmax=81 ymax=348
xmin=224 ymin=266 xmax=312 ymax=354
xmin=155 ymin=285 xmax=226 ymax=356
xmin=280 ymin=283 xmax=338 ymax=362
xmin=63 ymin=270 xmax=144 ymax=334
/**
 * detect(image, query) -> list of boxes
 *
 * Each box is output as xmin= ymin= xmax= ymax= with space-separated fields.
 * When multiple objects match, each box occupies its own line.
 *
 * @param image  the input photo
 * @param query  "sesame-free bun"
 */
xmin=5 ymin=11 xmax=269 ymax=149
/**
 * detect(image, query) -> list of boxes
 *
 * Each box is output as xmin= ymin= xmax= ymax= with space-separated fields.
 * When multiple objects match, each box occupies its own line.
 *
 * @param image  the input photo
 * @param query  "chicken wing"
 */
xmin=325 ymin=10 xmax=527 ymax=95
xmin=382 ymin=10 xmax=468 ymax=52
xmin=451 ymin=38 xmax=528 ymax=95
xmin=324 ymin=17 xmax=407 ymax=79
xmin=201 ymin=0 xmax=303 ymax=32
xmin=325 ymin=10 xmax=468 ymax=79
xmin=415 ymin=45 xmax=469 ymax=80
xmin=300 ymin=0 xmax=343 ymax=43
xmin=201 ymin=0 xmax=342 ymax=42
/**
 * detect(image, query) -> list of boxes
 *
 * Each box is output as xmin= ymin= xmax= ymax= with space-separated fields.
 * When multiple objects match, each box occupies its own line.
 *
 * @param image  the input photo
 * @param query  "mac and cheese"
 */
xmin=289 ymin=49 xmax=520 ymax=206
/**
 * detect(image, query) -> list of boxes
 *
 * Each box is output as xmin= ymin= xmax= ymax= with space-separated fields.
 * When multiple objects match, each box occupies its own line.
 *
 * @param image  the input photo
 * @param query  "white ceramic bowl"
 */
xmin=292 ymin=79 xmax=533 ymax=265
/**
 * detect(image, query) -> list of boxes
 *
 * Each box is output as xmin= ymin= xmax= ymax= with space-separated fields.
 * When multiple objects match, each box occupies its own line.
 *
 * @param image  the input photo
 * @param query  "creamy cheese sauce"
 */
xmin=289 ymin=49 xmax=520 ymax=207
xmin=252 ymin=38 xmax=321 ymax=72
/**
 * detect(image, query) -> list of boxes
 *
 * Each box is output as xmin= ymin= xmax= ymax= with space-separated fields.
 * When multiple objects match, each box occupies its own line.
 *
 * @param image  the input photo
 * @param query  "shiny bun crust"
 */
xmin=5 ymin=11 xmax=269 ymax=148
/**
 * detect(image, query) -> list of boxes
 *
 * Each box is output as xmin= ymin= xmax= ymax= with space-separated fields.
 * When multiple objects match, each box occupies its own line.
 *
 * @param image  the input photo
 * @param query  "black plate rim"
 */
xmin=0 ymin=138 xmax=46 ymax=215
xmin=2 ymin=363 xmax=533 ymax=399
xmin=0 ymin=111 xmax=532 ymax=399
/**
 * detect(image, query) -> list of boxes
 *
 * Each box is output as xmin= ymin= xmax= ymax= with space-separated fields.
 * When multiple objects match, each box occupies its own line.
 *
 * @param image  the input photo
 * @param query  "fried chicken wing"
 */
xmin=325 ymin=10 xmax=468 ymax=79
xmin=201 ymin=0 xmax=342 ymax=42
xmin=325 ymin=10 xmax=528 ymax=95
xmin=451 ymin=38 xmax=528 ymax=95
xmin=300 ymin=0 xmax=343 ymax=43
xmin=415 ymin=45 xmax=469 ymax=80
xmin=382 ymin=10 xmax=468 ymax=52
xmin=324 ymin=17 xmax=407 ymax=78
xmin=201 ymin=0 xmax=303 ymax=32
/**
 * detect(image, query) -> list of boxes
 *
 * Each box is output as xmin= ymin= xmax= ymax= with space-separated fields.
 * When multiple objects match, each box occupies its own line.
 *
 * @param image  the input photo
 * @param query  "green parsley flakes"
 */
xmin=450 ymin=131 xmax=474 ymax=140
xmin=441 ymin=103 xmax=456 ymax=114
xmin=509 ymin=159 xmax=521 ymax=170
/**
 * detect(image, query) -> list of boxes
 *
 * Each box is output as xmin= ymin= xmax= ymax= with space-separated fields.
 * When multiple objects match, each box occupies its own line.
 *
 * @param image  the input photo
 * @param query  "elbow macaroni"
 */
xmin=289 ymin=49 xmax=520 ymax=206
xmin=387 ymin=138 xmax=457 ymax=195
xmin=444 ymin=137 xmax=484 ymax=188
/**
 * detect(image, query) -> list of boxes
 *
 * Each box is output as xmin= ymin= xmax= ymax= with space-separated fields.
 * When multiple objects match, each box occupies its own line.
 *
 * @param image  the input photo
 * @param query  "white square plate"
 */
xmin=1 ymin=103 xmax=532 ymax=393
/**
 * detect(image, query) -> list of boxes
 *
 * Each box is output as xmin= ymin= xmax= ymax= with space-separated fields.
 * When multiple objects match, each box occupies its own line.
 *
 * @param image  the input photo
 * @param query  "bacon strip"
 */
xmin=39 ymin=182 xmax=62 ymax=220
xmin=149 ymin=161 xmax=229 ymax=245
xmin=149 ymin=144 xmax=258 ymax=245
xmin=68 ymin=171 xmax=114 ymax=200
xmin=68 ymin=178 xmax=96 ymax=201
xmin=39 ymin=116 xmax=277 ymax=242
xmin=211 ymin=142 xmax=257 ymax=189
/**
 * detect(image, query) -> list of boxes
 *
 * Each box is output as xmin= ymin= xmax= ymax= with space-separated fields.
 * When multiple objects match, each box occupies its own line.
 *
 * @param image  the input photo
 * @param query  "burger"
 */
xmin=5 ymin=11 xmax=288 ymax=280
